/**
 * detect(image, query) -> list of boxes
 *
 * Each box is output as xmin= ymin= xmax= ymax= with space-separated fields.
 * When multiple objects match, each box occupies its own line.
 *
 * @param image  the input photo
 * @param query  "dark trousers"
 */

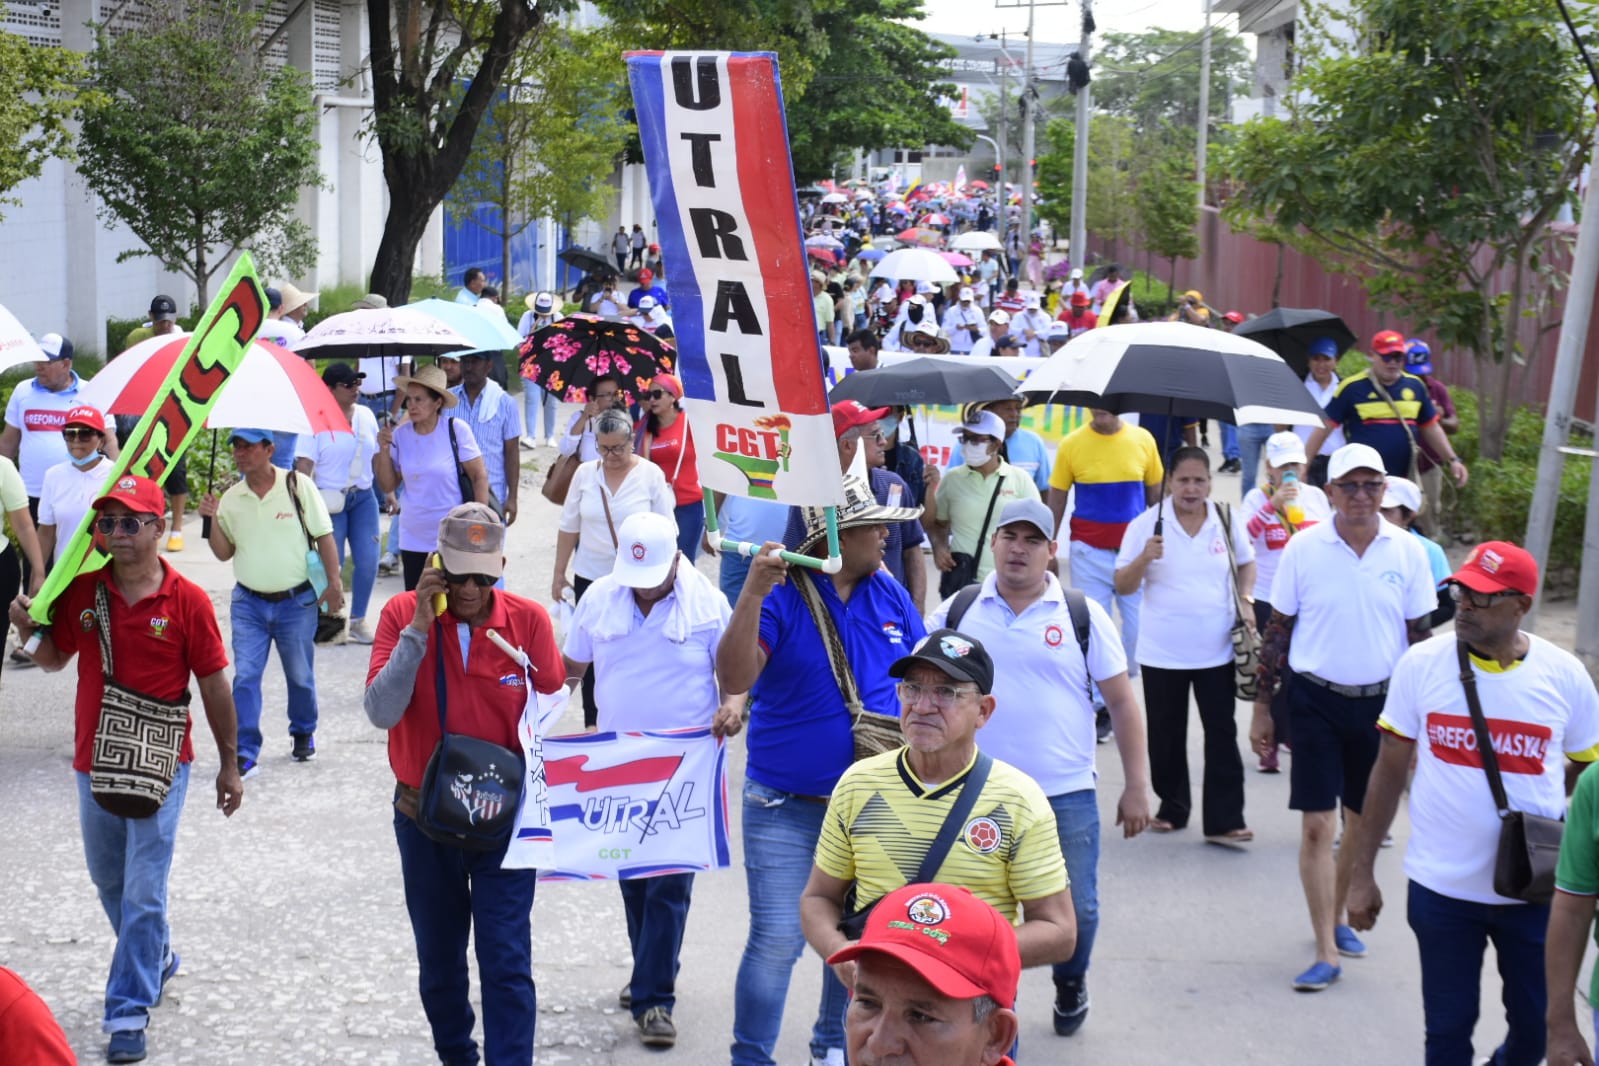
xmin=572 ymin=575 xmax=599 ymax=728
xmin=0 ymin=545 xmax=19 ymax=678
xmin=1407 ymin=880 xmax=1548 ymax=1066
xmin=401 ymin=549 xmax=430 ymax=592
xmin=22 ymin=496 xmax=41 ymax=593
xmin=621 ymin=873 xmax=694 ymax=1017
xmin=1141 ymin=663 xmax=1246 ymax=835
xmin=394 ymin=809 xmax=537 ymax=1066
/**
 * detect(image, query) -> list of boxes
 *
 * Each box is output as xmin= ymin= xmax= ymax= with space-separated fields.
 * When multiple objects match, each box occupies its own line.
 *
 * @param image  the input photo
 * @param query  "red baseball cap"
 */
xmin=93 ymin=474 xmax=166 ymax=517
xmin=1372 ymin=329 xmax=1407 ymax=355
xmin=1224 ymin=310 xmax=1245 ymax=324
xmin=831 ymin=399 xmax=890 ymax=438
xmin=1451 ymin=540 xmax=1539 ymax=596
xmin=638 ymin=268 xmax=654 ymax=283
xmin=827 ymin=883 xmax=1021 ymax=1008
xmin=64 ymin=405 xmax=106 ymax=432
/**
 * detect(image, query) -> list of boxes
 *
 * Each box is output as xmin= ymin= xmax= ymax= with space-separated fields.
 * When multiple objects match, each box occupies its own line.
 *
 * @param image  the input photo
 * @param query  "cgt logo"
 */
xmin=715 ymin=424 xmax=784 ymax=461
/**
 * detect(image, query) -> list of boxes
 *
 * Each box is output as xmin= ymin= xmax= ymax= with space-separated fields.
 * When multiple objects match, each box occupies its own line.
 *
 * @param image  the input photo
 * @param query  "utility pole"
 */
xmin=996 ymin=34 xmax=1008 ymax=188
xmin=1529 ymin=138 xmax=1599 ymax=633
xmin=1196 ymin=0 xmax=1212 ymax=209
xmin=1019 ymin=0 xmax=1038 ymax=278
xmin=1069 ymin=2 xmax=1092 ymax=272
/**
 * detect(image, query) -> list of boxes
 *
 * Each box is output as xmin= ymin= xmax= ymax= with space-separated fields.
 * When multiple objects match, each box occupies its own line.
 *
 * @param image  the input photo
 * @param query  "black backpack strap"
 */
xmin=914 ymin=751 xmax=993 ymax=883
xmin=945 ymin=583 xmax=983 ymax=631
xmin=1063 ymin=587 xmax=1094 ymax=704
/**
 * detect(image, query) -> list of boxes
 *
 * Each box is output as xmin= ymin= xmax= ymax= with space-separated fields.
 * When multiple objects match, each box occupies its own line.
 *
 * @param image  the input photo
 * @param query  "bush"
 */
xmin=1126 ymin=270 xmax=1176 ymax=320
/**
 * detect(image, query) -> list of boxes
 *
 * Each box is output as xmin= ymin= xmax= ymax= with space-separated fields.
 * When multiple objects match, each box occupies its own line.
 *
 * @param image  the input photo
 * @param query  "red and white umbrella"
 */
xmin=80 ymin=335 xmax=350 ymax=435
xmin=920 ymin=212 xmax=951 ymax=227
xmin=0 ymin=303 xmax=48 ymax=373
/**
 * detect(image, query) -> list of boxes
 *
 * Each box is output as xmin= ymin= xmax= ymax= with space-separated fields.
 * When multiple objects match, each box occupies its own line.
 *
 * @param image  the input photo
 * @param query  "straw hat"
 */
xmin=393 ymin=363 xmax=459 ymax=407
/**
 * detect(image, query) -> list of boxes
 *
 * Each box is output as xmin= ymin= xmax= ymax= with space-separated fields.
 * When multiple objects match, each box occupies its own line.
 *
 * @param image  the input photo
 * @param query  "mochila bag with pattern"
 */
xmin=1218 ymin=502 xmax=1261 ymax=701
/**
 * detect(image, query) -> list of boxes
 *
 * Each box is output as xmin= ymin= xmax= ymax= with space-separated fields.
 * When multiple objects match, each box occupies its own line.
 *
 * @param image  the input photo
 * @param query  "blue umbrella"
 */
xmin=402 ymin=298 xmax=522 ymax=353
xmin=856 ymin=248 xmax=887 ymax=262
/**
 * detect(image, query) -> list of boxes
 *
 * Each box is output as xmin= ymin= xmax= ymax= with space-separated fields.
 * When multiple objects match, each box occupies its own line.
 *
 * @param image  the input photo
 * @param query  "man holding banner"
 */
xmin=562 ymin=511 xmax=743 ymax=1050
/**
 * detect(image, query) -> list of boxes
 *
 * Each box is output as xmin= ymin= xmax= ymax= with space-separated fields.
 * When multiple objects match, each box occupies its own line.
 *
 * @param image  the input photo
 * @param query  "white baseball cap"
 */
xmin=611 ymin=512 xmax=679 ymax=589
xmin=959 ymin=410 xmax=1007 ymax=441
xmin=1023 ymin=292 xmax=1041 ymax=308
xmin=914 ymin=318 xmax=940 ymax=337
xmin=1264 ymin=431 xmax=1307 ymax=468
xmin=1070 ymin=267 xmax=1084 ymax=279
xmin=988 ymin=309 xmax=1011 ymax=325
xmin=959 ymin=287 xmax=974 ymax=301
xmin=1046 ymin=321 xmax=1071 ymax=338
xmin=1381 ymin=475 xmax=1423 ymax=513
xmin=638 ymin=295 xmax=657 ymax=311
xmin=1327 ymin=442 xmax=1387 ymax=481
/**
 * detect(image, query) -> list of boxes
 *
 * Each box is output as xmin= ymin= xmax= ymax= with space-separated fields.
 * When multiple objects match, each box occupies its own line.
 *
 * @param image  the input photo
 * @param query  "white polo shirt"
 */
xmin=1378 ymin=633 xmax=1599 ymax=903
xmin=1116 ymin=501 xmax=1254 ymax=671
xmin=4 ymin=375 xmax=87 ymax=495
xmin=1270 ymin=515 xmax=1436 ymax=685
xmin=38 ymin=458 xmax=110 ymax=561
xmin=563 ymin=571 xmax=731 ymax=731
xmin=927 ymin=572 xmax=1126 ymax=796
xmin=941 ymin=303 xmax=985 ymax=353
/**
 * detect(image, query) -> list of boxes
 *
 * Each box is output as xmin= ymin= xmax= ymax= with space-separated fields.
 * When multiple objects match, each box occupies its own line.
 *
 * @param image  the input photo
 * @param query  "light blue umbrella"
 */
xmin=402 ymin=298 xmax=522 ymax=354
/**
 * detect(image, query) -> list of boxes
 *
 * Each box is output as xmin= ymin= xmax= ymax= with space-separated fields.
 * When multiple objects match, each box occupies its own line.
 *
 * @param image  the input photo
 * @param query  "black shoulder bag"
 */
xmin=446 ymin=417 xmax=504 ymax=519
xmin=838 ymin=752 xmax=994 ymax=939
xmin=1457 ymin=641 xmax=1563 ymax=904
xmin=939 ymin=476 xmax=1005 ymax=599
xmin=416 ymin=623 xmax=526 ymax=851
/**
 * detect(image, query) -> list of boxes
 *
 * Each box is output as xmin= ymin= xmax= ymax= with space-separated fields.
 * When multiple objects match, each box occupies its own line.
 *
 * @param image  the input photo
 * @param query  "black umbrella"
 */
xmin=1087 ymin=263 xmax=1124 ymax=286
xmin=829 ymin=357 xmax=1018 ymax=408
xmin=518 ymin=313 xmax=675 ymax=403
xmin=558 ymin=246 xmax=619 ymax=279
xmin=1231 ymin=307 xmax=1356 ymax=379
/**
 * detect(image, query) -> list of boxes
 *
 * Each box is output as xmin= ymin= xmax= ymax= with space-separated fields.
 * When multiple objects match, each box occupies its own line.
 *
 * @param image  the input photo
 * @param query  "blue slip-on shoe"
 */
xmin=106 ymin=1029 xmax=147 ymax=1063
xmin=156 ymin=951 xmax=180 ymax=1006
xmin=1334 ymin=925 xmax=1368 ymax=958
xmin=1292 ymin=961 xmax=1341 ymax=992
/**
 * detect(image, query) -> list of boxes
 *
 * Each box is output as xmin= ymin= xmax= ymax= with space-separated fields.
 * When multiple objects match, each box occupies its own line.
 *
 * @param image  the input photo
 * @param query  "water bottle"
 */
xmin=1281 ymin=471 xmax=1305 ymax=526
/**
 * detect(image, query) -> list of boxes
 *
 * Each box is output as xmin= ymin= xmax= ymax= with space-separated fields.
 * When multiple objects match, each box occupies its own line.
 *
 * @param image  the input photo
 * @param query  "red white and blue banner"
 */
xmin=626 ymin=51 xmax=842 ymax=506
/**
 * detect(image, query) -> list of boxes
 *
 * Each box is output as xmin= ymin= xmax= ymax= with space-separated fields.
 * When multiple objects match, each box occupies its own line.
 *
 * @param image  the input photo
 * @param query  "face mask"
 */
xmin=960 ymin=441 xmax=992 ymax=467
xmin=71 ymin=451 xmax=101 ymax=468
xmin=906 ymin=304 xmax=924 ymax=324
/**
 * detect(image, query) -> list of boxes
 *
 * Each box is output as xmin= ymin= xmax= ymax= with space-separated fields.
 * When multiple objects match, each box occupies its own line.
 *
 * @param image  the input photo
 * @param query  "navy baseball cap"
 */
xmin=890 ymin=629 xmax=995 ymax=695
xmin=1307 ymin=336 xmax=1339 ymax=359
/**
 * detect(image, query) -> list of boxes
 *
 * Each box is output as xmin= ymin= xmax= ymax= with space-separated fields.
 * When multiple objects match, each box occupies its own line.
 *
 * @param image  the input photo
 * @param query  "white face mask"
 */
xmin=960 ymin=440 xmax=993 ymax=467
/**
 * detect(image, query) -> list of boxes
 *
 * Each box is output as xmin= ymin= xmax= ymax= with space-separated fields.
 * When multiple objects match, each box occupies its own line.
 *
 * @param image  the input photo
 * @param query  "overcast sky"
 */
xmin=917 ymin=0 xmax=1220 ymax=48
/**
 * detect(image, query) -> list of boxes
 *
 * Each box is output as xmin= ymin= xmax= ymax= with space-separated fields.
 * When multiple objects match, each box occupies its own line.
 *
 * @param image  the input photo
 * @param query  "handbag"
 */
xmin=793 ymin=569 xmax=902 ymax=761
xmin=938 ymin=475 xmax=1005 ymax=599
xmin=446 ymin=417 xmax=504 ymax=519
xmin=1456 ymin=641 xmax=1563 ymax=904
xmin=285 ymin=471 xmax=328 ymax=601
xmin=542 ymin=451 xmax=580 ymax=505
xmin=838 ymin=752 xmax=994 ymax=939
xmin=416 ymin=625 xmax=526 ymax=851
xmin=318 ymin=435 xmax=367 ymax=515
xmin=1217 ymin=503 xmax=1260 ymax=701
xmin=88 ymin=581 xmax=191 ymax=818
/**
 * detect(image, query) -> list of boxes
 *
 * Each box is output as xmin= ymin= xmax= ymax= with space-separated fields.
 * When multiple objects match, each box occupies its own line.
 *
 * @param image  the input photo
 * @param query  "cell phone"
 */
xmin=429 ymin=553 xmax=448 ymax=617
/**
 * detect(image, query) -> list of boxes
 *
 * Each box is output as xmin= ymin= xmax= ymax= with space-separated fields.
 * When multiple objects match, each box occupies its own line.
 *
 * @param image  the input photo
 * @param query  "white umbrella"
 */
xmin=950 ymin=231 xmax=1003 ymax=253
xmin=820 ymin=192 xmax=849 ymax=204
xmin=0 ymin=303 xmax=47 ymax=372
xmin=291 ymin=307 xmax=474 ymax=357
xmin=867 ymin=247 xmax=960 ymax=285
xmin=805 ymin=233 xmax=845 ymax=250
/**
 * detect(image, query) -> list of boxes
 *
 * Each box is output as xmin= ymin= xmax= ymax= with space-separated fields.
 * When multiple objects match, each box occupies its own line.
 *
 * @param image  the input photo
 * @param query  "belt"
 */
xmin=240 ymin=580 xmax=313 ymax=603
xmin=1299 ymin=671 xmax=1388 ymax=699
xmin=791 ymin=793 xmax=830 ymax=805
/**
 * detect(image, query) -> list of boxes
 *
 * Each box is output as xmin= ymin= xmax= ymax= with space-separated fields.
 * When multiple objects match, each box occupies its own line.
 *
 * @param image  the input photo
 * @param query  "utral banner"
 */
xmin=626 ymin=50 xmax=841 ymax=507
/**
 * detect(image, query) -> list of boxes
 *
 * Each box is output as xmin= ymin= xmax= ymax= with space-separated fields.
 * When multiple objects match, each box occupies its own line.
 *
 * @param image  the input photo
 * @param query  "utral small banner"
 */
xmin=626 ymin=51 xmax=841 ymax=507
xmin=523 ymin=727 xmax=731 ymax=882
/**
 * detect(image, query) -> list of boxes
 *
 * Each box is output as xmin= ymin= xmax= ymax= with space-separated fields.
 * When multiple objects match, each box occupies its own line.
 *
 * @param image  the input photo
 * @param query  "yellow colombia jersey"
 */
xmin=815 ymin=747 xmax=1067 ymax=922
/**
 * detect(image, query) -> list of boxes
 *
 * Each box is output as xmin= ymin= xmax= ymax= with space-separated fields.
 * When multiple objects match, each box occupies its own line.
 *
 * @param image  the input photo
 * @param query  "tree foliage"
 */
xmin=1219 ymin=0 xmax=1595 ymax=460
xmin=0 ymin=5 xmax=83 ymax=216
xmin=1136 ymin=142 xmax=1201 ymax=291
xmin=1036 ymin=114 xmax=1140 ymax=257
xmin=452 ymin=27 xmax=632 ymax=289
xmin=76 ymin=2 xmax=321 ymax=304
xmin=1093 ymin=27 xmax=1251 ymax=136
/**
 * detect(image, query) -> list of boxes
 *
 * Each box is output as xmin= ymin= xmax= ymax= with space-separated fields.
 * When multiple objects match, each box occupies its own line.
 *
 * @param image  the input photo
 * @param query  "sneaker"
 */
xmin=237 ymin=755 xmax=259 ymax=779
xmin=546 ymin=436 xmax=560 ymax=448
xmin=165 ymin=533 xmax=184 ymax=552
xmin=520 ymin=436 xmax=536 ymax=449
xmin=618 ymin=983 xmax=631 ymax=1009
xmin=106 ymin=1029 xmax=147 ymax=1063
xmin=1292 ymin=960 xmax=1341 ymax=992
xmin=808 ymin=1052 xmax=846 ymax=1066
xmin=291 ymin=733 xmax=316 ymax=762
xmin=637 ymin=1006 xmax=676 ymax=1048
xmin=1094 ymin=705 xmax=1112 ymax=744
xmin=157 ymin=951 xmax=180 ymax=1005
xmin=8 ymin=646 xmax=35 ymax=669
xmin=1052 ymin=977 xmax=1089 ymax=1035
xmin=379 ymin=551 xmax=399 ymax=575
xmin=1380 ymin=832 xmax=1395 ymax=848
xmin=1334 ymin=924 xmax=1367 ymax=958
xmin=1220 ymin=458 xmax=1242 ymax=474
xmin=347 ymin=618 xmax=375 ymax=645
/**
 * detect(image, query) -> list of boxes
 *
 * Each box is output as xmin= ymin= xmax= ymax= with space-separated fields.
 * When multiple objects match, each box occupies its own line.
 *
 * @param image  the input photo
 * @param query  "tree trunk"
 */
xmin=502 ymin=230 xmax=513 ymax=298
xmin=1168 ymin=256 xmax=1178 ymax=301
xmin=1478 ymin=253 xmax=1533 ymax=462
xmin=1271 ymin=240 xmax=1285 ymax=309
xmin=368 ymin=182 xmax=435 ymax=303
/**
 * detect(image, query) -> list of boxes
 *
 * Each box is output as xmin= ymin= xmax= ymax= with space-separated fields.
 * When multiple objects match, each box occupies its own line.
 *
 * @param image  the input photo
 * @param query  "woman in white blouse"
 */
xmin=1114 ymin=446 xmax=1256 ymax=844
xmin=553 ymin=408 xmax=674 ymax=727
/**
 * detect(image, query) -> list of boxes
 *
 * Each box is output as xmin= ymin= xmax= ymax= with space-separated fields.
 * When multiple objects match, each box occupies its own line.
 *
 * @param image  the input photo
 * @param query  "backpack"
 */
xmin=946 ymin=583 xmax=1095 ymax=705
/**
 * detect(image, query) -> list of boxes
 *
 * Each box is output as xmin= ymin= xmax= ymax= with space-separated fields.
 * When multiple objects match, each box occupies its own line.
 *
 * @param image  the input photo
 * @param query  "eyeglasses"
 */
xmin=95 ymin=516 xmax=157 ymax=536
xmin=62 ymin=428 xmax=99 ymax=441
xmin=442 ymin=570 xmax=495 ymax=587
xmin=1450 ymin=583 xmax=1523 ymax=609
xmin=1331 ymin=479 xmax=1387 ymax=497
xmin=896 ymin=680 xmax=978 ymax=709
xmin=596 ymin=443 xmax=630 ymax=456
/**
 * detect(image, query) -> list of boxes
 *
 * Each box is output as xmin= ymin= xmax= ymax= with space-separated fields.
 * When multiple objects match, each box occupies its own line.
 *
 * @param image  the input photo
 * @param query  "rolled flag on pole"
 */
xmin=27 ymin=255 xmax=266 ymax=634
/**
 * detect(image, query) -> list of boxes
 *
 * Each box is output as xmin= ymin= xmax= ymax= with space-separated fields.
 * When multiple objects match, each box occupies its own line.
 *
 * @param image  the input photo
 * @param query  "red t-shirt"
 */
xmin=0 ymin=967 xmax=74 ymax=1066
xmin=369 ymin=590 xmax=566 ymax=787
xmin=52 ymin=560 xmax=229 ymax=775
xmin=637 ymin=414 xmax=700 ymax=506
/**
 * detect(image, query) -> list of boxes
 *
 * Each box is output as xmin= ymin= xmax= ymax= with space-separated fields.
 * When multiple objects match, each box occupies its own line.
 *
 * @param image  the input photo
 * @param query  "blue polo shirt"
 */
xmin=1322 ymin=369 xmax=1439 ymax=477
xmin=780 ymin=467 xmax=925 ymax=587
xmin=627 ymin=283 xmax=671 ymax=310
xmin=749 ymin=571 xmax=925 ymax=796
xmin=950 ymin=428 xmax=1052 ymax=494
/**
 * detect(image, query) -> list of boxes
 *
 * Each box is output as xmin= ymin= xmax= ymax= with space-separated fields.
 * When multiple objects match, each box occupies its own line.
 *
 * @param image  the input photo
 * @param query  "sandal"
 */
xmin=1149 ymin=818 xmax=1178 ymax=833
xmin=1205 ymin=828 xmax=1255 ymax=848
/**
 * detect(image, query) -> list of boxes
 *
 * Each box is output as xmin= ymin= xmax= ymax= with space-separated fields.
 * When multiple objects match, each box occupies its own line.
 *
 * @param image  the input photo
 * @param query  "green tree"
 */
xmin=1220 ymin=0 xmax=1594 ymax=460
xmin=367 ymin=0 xmax=572 ymax=302
xmin=1136 ymin=142 xmax=1200 ymax=295
xmin=75 ymin=2 xmax=321 ymax=304
xmin=1094 ymin=27 xmax=1251 ymax=135
xmin=0 ymin=6 xmax=83 ymax=216
xmin=451 ymin=27 xmax=632 ymax=291
xmin=1036 ymin=114 xmax=1139 ymax=260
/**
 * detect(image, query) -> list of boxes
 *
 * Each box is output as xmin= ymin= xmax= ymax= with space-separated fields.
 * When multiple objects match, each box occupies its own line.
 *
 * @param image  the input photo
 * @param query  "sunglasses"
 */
xmin=647 ymin=389 xmax=671 ymax=399
xmin=1450 ymin=583 xmax=1523 ymax=609
xmin=62 ymin=428 xmax=99 ymax=441
xmin=1331 ymin=479 xmax=1387 ymax=497
xmin=333 ymin=380 xmax=360 ymax=390
xmin=95 ymin=515 xmax=157 ymax=536
xmin=1377 ymin=352 xmax=1407 ymax=363
xmin=442 ymin=569 xmax=495 ymax=587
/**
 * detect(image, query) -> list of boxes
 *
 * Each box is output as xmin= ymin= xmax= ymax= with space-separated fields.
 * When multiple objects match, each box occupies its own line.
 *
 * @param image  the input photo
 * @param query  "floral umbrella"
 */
xmin=518 ymin=313 xmax=676 ymax=404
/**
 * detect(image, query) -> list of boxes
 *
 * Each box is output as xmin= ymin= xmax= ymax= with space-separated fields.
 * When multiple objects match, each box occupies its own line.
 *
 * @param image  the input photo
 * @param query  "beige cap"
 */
xmin=437 ymin=503 xmax=504 ymax=578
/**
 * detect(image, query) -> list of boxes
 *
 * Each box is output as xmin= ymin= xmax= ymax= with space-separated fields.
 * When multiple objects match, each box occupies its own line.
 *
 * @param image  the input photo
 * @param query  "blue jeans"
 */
xmin=1237 ymin=423 xmax=1275 ymax=494
xmin=331 ymin=486 xmax=380 ymax=620
xmin=394 ymin=808 xmax=537 ymax=1066
xmin=1407 ymin=880 xmax=1548 ymax=1066
xmin=230 ymin=584 xmax=320 ymax=761
xmin=720 ymin=552 xmax=751 ymax=606
xmin=77 ymin=763 xmax=190 ymax=1033
xmin=621 ymin=873 xmax=695 ymax=1017
xmin=1220 ymin=422 xmax=1240 ymax=461
xmin=1050 ymin=789 xmax=1100 ymax=985
xmin=732 ymin=781 xmax=848 ymax=1065
xmin=522 ymin=385 xmax=558 ymax=439
xmin=1068 ymin=541 xmax=1140 ymax=679
xmin=674 ymin=500 xmax=704 ymax=563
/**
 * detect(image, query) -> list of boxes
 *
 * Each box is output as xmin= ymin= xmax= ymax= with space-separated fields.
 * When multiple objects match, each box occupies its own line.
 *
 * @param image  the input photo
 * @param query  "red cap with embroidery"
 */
xmin=1371 ymin=329 xmax=1407 ymax=355
xmin=92 ymin=474 xmax=165 ymax=517
xmin=1451 ymin=540 xmax=1538 ymax=596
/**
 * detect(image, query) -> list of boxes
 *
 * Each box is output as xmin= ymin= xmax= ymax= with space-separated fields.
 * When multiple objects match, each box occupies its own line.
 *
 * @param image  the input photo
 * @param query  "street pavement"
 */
xmin=1 ymin=433 xmax=1592 ymax=1064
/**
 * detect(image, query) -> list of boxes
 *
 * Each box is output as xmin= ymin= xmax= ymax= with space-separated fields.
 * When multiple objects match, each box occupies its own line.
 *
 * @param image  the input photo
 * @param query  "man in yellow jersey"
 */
xmin=799 ymin=628 xmax=1076 ymax=984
